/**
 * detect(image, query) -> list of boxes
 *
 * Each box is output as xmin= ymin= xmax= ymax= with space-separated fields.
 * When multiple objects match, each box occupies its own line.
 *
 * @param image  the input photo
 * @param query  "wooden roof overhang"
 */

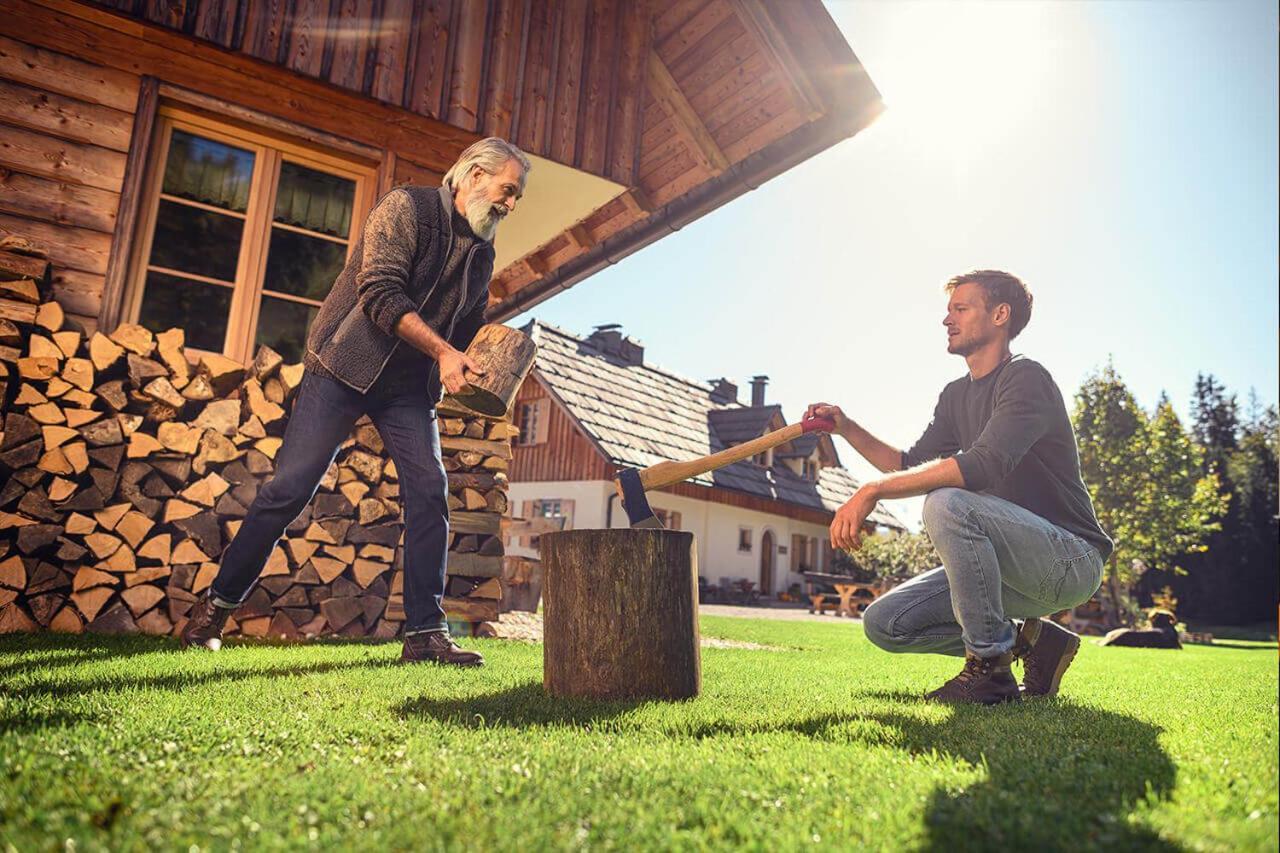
xmin=2 ymin=0 xmax=880 ymax=324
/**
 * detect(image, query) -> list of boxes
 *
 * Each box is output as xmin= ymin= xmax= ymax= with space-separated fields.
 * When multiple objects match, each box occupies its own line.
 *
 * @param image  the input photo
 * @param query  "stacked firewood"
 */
xmin=0 ymin=247 xmax=513 ymax=639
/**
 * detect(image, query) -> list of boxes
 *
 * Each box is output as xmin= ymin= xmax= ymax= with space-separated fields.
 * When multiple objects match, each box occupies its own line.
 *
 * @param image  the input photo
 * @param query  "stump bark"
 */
xmin=450 ymin=324 xmax=537 ymax=417
xmin=542 ymin=529 xmax=700 ymax=700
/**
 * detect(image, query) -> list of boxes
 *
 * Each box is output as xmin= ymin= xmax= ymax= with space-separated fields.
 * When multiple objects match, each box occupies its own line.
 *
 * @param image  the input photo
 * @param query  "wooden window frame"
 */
xmin=122 ymin=103 xmax=378 ymax=364
xmin=516 ymin=398 xmax=549 ymax=446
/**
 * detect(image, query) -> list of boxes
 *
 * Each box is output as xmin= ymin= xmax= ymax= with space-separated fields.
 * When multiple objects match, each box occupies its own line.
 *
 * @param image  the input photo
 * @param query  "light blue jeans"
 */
xmin=862 ymin=488 xmax=1104 ymax=658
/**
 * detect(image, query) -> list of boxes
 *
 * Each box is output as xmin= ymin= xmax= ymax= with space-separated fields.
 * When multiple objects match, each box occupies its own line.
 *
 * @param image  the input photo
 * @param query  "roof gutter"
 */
xmin=489 ymin=102 xmax=884 ymax=322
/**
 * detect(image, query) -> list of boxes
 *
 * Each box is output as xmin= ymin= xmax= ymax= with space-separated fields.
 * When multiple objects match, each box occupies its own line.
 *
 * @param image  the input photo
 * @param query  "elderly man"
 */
xmin=182 ymin=137 xmax=532 ymax=666
xmin=807 ymin=270 xmax=1111 ymax=704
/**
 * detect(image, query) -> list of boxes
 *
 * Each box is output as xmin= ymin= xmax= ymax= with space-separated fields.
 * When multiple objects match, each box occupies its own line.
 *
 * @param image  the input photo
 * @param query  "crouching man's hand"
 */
xmin=804 ymin=402 xmax=851 ymax=436
xmin=830 ymin=484 xmax=880 ymax=551
xmin=438 ymin=348 xmax=486 ymax=394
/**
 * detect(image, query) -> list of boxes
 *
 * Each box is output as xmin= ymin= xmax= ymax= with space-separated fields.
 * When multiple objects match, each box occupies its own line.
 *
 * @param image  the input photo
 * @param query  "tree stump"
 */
xmin=542 ymin=529 xmax=700 ymax=701
xmin=448 ymin=324 xmax=537 ymax=417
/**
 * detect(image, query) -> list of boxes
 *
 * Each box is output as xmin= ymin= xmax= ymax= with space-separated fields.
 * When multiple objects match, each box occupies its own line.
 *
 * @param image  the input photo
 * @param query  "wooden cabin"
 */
xmin=505 ymin=322 xmax=906 ymax=599
xmin=0 ymin=0 xmax=881 ymax=354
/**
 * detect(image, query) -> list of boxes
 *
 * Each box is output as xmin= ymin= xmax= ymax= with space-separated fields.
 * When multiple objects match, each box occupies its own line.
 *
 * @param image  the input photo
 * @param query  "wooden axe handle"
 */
xmin=637 ymin=417 xmax=834 ymax=491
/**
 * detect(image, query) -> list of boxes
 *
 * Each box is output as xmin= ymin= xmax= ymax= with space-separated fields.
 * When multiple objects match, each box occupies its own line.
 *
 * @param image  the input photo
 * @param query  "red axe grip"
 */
xmin=801 ymin=416 xmax=837 ymax=434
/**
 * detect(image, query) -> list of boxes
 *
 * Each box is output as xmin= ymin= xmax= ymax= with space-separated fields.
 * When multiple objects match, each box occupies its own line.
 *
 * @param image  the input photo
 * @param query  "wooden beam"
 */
xmin=98 ymin=75 xmax=156 ymax=334
xmin=525 ymin=253 xmax=551 ymax=277
xmin=732 ymin=0 xmax=825 ymax=121
xmin=2 ymin=0 xmax=476 ymax=169
xmin=567 ymin=224 xmax=596 ymax=251
xmin=646 ymin=50 xmax=729 ymax=173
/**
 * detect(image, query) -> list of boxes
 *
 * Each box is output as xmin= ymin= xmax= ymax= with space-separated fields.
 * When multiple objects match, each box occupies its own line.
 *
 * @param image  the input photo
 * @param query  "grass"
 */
xmin=1 ymin=617 xmax=1275 ymax=852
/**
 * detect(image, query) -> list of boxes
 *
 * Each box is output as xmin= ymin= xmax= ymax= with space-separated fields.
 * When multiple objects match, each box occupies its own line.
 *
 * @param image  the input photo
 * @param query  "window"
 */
xmin=792 ymin=534 xmax=811 ymax=572
xmin=127 ymin=107 xmax=376 ymax=363
xmin=802 ymin=458 xmax=818 ymax=481
xmin=520 ymin=497 xmax=574 ymax=548
xmin=533 ymin=499 xmax=563 ymax=518
xmin=752 ymin=448 xmax=773 ymax=467
xmin=738 ymin=527 xmax=752 ymax=552
xmin=515 ymin=398 xmax=549 ymax=446
xmin=653 ymin=508 xmax=682 ymax=529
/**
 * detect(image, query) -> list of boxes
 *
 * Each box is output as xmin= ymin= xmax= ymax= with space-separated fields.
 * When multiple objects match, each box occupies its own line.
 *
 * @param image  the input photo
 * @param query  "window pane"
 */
xmin=162 ymin=130 xmax=255 ymax=213
xmin=255 ymin=295 xmax=318 ymax=363
xmin=262 ymin=227 xmax=347 ymax=301
xmin=137 ymin=271 xmax=232 ymax=352
xmin=274 ymin=161 xmax=355 ymax=238
xmin=149 ymin=199 xmax=243 ymax=282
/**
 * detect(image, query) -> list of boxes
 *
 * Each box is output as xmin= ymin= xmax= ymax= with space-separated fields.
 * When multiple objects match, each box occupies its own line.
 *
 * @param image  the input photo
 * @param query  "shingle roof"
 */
xmin=525 ymin=322 xmax=906 ymax=530
xmin=707 ymin=406 xmax=781 ymax=446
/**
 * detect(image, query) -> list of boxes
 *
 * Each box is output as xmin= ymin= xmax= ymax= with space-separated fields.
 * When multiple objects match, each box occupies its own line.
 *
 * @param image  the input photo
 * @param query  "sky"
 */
xmin=510 ymin=0 xmax=1279 ymax=528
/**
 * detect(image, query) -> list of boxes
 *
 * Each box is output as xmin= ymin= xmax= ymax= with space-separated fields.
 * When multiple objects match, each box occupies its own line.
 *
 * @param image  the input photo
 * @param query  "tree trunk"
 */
xmin=541 ymin=529 xmax=700 ymax=701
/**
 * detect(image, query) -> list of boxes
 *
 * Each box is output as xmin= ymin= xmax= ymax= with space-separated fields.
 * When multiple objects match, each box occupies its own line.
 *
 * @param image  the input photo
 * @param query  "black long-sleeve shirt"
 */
xmin=903 ymin=355 xmax=1113 ymax=561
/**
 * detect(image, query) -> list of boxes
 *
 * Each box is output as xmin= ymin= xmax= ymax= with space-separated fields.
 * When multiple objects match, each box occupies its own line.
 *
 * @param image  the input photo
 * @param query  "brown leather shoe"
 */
xmin=1015 ymin=617 xmax=1081 ymax=697
xmin=180 ymin=592 xmax=231 ymax=650
xmin=925 ymin=652 xmax=1021 ymax=705
xmin=401 ymin=630 xmax=484 ymax=667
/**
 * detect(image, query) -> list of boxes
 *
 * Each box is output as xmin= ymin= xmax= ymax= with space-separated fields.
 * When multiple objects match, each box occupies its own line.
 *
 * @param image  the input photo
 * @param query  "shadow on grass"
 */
xmin=0 ymin=634 xmax=401 ymax=736
xmin=396 ymin=681 xmax=647 ymax=730
xmin=404 ymin=680 xmax=1178 ymax=850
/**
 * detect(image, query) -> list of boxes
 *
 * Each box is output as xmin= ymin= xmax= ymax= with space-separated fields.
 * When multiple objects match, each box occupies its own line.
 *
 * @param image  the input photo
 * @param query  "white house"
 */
xmin=504 ymin=322 xmax=906 ymax=598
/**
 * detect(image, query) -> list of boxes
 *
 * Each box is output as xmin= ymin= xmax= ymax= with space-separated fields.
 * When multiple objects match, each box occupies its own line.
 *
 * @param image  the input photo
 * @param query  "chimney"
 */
xmin=709 ymin=378 xmax=738 ymax=404
xmin=586 ymin=324 xmax=645 ymax=366
xmin=750 ymin=375 xmax=768 ymax=407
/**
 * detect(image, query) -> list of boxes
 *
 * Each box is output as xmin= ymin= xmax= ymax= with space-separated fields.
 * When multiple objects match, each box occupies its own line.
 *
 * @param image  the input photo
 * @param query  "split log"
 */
xmin=88 ymin=333 xmax=124 ymax=372
xmin=446 ymin=324 xmax=537 ymax=417
xmin=542 ymin=529 xmax=700 ymax=700
xmin=109 ymin=323 xmax=155 ymax=356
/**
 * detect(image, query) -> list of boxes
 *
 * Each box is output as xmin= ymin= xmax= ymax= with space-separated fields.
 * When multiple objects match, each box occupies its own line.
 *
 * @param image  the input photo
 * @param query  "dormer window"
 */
xmin=802 ymin=458 xmax=817 ymax=480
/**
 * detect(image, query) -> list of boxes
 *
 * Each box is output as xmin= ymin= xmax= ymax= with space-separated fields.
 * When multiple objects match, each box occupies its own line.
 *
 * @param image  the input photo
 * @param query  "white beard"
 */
xmin=464 ymin=189 xmax=505 ymax=241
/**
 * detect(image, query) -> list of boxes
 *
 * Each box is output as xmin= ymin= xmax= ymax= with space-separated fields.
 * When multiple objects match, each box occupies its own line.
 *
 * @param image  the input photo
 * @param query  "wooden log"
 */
xmin=88 ymin=332 xmax=124 ymax=372
xmin=445 ymin=324 xmax=537 ymax=417
xmin=0 ymin=603 xmax=38 ymax=632
xmin=0 ymin=249 xmax=50 ymax=283
xmin=541 ymin=529 xmax=700 ymax=700
xmin=442 ymin=595 xmax=498 ymax=622
xmin=440 ymin=436 xmax=513 ymax=460
xmin=197 ymin=353 xmax=245 ymax=396
xmin=445 ymin=552 xmax=503 ymax=578
xmin=109 ymin=323 xmax=155 ymax=356
xmin=0 ymin=278 xmax=39 ymax=303
xmin=450 ymin=511 xmax=501 ymax=536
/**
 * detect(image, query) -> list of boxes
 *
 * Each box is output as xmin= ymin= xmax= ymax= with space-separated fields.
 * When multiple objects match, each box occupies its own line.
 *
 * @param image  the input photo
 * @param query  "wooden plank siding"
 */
xmin=491 ymin=0 xmax=870 ymax=307
xmin=63 ymin=0 xmax=652 ymax=188
xmin=0 ymin=0 xmax=876 ymax=328
xmin=509 ymin=374 xmax=613 ymax=483
xmin=0 ymin=33 xmax=139 ymax=333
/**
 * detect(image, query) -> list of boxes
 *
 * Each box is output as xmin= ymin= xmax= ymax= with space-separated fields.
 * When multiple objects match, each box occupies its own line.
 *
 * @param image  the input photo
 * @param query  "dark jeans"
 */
xmin=210 ymin=369 xmax=450 ymax=633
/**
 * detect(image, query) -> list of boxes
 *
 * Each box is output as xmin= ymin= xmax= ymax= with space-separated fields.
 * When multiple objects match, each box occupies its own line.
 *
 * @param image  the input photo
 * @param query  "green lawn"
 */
xmin=1 ymin=617 xmax=1275 ymax=851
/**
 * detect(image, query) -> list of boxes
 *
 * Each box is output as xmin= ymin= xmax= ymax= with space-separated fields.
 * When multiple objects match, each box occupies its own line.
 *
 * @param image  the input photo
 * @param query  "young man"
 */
xmin=806 ymin=270 xmax=1111 ymax=704
xmin=181 ymin=138 xmax=532 ymax=666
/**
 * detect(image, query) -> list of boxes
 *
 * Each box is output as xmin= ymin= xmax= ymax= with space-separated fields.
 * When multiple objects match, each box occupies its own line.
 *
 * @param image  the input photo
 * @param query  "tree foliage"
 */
xmin=850 ymin=530 xmax=940 ymax=580
xmin=1073 ymin=362 xmax=1228 ymax=622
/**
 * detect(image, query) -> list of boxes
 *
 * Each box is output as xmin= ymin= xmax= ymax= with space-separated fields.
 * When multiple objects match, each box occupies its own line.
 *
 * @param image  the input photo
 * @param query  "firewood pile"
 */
xmin=0 ymin=244 xmax=513 ymax=639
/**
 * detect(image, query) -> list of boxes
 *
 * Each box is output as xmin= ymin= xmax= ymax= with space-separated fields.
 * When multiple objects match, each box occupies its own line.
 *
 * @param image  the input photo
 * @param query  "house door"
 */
xmin=760 ymin=530 xmax=775 ymax=596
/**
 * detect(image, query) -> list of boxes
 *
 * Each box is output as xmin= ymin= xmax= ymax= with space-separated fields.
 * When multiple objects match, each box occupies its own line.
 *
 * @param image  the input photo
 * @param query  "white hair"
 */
xmin=442 ymin=137 xmax=532 ymax=192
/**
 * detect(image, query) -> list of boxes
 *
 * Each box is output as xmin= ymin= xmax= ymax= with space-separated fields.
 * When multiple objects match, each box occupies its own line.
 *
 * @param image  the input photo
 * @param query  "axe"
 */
xmin=615 ymin=415 xmax=836 ymax=528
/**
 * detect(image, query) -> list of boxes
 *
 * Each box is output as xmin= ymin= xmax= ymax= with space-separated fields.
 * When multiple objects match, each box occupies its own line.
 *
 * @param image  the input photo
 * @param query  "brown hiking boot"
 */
xmin=180 ymin=593 xmax=231 ymax=650
xmin=925 ymin=652 xmax=1021 ymax=705
xmin=401 ymin=631 xmax=484 ymax=667
xmin=1015 ymin=617 xmax=1081 ymax=697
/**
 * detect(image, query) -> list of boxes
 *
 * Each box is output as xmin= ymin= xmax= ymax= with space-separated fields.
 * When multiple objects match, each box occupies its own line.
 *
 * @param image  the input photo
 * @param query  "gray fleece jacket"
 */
xmin=304 ymin=185 xmax=494 ymax=400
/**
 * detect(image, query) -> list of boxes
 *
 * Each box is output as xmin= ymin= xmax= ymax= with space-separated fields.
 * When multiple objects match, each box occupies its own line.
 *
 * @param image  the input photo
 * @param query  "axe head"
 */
xmin=616 ymin=468 xmax=664 ymax=528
